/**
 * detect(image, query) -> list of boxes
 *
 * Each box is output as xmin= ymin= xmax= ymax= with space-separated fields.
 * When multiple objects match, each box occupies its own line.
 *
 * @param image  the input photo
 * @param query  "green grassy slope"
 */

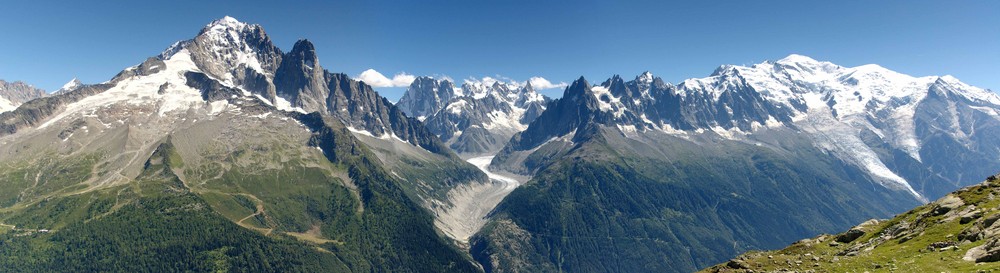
xmin=702 ymin=174 xmax=1000 ymax=272
xmin=471 ymin=129 xmax=920 ymax=273
xmin=0 ymin=113 xmax=480 ymax=272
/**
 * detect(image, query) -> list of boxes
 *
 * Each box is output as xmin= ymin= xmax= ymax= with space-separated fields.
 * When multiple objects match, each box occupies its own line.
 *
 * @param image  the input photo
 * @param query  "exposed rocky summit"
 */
xmin=0 ymin=80 xmax=46 ymax=105
xmin=0 ymin=80 xmax=47 ymax=113
xmin=0 ymin=17 xmax=484 ymax=272
xmin=496 ymin=56 xmax=1000 ymax=200
xmin=396 ymin=76 xmax=459 ymax=121
xmin=397 ymin=77 xmax=550 ymax=156
xmin=477 ymin=58 xmax=1000 ymax=272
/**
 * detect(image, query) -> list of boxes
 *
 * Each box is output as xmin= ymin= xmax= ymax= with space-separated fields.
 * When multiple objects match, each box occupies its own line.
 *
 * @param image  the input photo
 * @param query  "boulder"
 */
xmin=964 ymin=238 xmax=1000 ymax=262
xmin=932 ymin=195 xmax=965 ymax=216
xmin=836 ymin=228 xmax=865 ymax=243
xmin=961 ymin=210 xmax=984 ymax=224
xmin=959 ymin=225 xmax=984 ymax=242
xmin=984 ymin=213 xmax=1000 ymax=228
xmin=927 ymin=241 xmax=956 ymax=251
xmin=726 ymin=259 xmax=751 ymax=269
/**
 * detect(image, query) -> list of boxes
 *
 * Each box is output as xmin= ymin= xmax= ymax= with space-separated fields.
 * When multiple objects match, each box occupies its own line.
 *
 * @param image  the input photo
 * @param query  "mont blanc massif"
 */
xmin=2 ymin=17 xmax=1000 ymax=273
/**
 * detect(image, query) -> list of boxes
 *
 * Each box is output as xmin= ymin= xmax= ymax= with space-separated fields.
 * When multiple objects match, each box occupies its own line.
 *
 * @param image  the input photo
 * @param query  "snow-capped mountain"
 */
xmin=397 ymin=77 xmax=549 ymax=156
xmin=0 ymin=17 xmax=490 ymax=272
xmin=0 ymin=80 xmax=46 ymax=113
xmin=150 ymin=16 xmax=452 ymax=156
xmin=396 ymin=76 xmax=460 ymax=121
xmin=0 ymin=16 xmax=481 ymax=203
xmin=477 ymin=55 xmax=1000 ymax=272
xmin=496 ymin=55 xmax=1000 ymax=201
xmin=51 ymin=78 xmax=83 ymax=95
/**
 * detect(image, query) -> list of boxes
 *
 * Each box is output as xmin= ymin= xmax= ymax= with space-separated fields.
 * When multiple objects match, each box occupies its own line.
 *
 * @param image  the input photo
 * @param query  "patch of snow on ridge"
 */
xmin=273 ymin=96 xmax=307 ymax=114
xmin=346 ymin=126 xmax=382 ymax=139
xmin=481 ymin=108 xmax=528 ymax=132
xmin=521 ymin=91 xmax=546 ymax=103
xmin=38 ymin=49 xmax=207 ymax=129
xmin=197 ymin=16 xmax=269 ymax=80
xmin=589 ymin=86 xmax=627 ymax=117
xmin=59 ymin=78 xmax=81 ymax=92
xmin=208 ymin=100 xmax=230 ymax=115
xmin=446 ymin=100 xmax=467 ymax=115
xmin=658 ymin=123 xmax=687 ymax=135
xmin=346 ymin=126 xmax=415 ymax=145
xmin=0 ymin=96 xmax=16 ymax=113
xmin=971 ymin=106 xmax=1000 ymax=118
xmin=796 ymin=96 xmax=926 ymax=202
xmin=937 ymin=75 xmax=1000 ymax=105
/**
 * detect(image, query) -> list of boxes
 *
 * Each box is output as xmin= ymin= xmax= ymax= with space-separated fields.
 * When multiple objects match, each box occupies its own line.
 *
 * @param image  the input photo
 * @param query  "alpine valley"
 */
xmin=1 ymin=17 xmax=999 ymax=273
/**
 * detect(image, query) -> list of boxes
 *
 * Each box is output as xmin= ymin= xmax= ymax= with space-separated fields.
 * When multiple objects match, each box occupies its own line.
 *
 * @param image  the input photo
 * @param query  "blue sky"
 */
xmin=1 ymin=0 xmax=997 ymax=101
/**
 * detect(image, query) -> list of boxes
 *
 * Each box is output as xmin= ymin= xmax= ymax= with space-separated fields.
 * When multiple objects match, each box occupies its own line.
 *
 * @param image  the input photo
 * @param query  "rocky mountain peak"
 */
xmin=564 ymin=76 xmax=591 ymax=100
xmin=49 ymin=78 xmax=84 ymax=95
xmin=397 ymin=76 xmax=459 ymax=120
xmin=197 ymin=16 xmax=258 ymax=37
xmin=411 ymin=76 xmax=439 ymax=89
xmin=930 ymin=74 xmax=1000 ymax=105
xmin=192 ymin=16 xmax=275 ymax=59
xmin=161 ymin=16 xmax=285 ymax=91
xmin=522 ymin=80 xmax=534 ymax=91
xmin=636 ymin=71 xmax=654 ymax=83
xmin=410 ymin=75 xmax=552 ymax=155
xmin=603 ymin=74 xmax=632 ymax=97
xmin=0 ymin=80 xmax=47 ymax=105
xmin=287 ymin=39 xmax=319 ymax=69
xmin=710 ymin=64 xmax=737 ymax=77
xmin=60 ymin=78 xmax=82 ymax=91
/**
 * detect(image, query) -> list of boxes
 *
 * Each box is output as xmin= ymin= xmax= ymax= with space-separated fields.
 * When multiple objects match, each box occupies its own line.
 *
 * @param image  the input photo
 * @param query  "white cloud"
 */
xmin=527 ymin=77 xmax=568 ymax=90
xmin=358 ymin=70 xmax=567 ymax=92
xmin=461 ymin=75 xmax=568 ymax=90
xmin=435 ymin=75 xmax=454 ymax=83
xmin=463 ymin=76 xmax=518 ymax=87
xmin=357 ymin=69 xmax=416 ymax=87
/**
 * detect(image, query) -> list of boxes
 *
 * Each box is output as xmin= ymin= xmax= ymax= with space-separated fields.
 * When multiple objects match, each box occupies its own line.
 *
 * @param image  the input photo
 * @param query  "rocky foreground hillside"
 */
xmin=703 ymin=173 xmax=1000 ymax=272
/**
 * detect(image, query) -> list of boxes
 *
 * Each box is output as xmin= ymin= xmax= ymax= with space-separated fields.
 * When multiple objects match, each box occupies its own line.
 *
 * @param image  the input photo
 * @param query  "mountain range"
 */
xmin=0 ymin=16 xmax=483 ymax=272
xmin=397 ymin=76 xmax=549 ymax=156
xmin=1 ymin=16 xmax=999 ymax=272
xmin=471 ymin=56 xmax=1000 ymax=272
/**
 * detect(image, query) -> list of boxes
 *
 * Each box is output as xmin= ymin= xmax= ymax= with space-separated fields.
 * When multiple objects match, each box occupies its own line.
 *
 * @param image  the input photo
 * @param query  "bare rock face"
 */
xmin=0 ymin=80 xmax=47 ymax=105
xmin=965 ymin=238 xmax=1000 ymax=262
xmin=396 ymin=76 xmax=459 ymax=120
xmin=933 ymin=194 xmax=965 ymax=216
xmin=109 ymin=58 xmax=167 ymax=84
xmin=156 ymin=17 xmax=456 ymax=159
xmin=959 ymin=209 xmax=1000 ymax=243
xmin=0 ymin=83 xmax=112 ymax=136
xmin=0 ymin=17 xmax=488 ymax=273
xmin=835 ymin=228 xmax=866 ymax=243
xmin=399 ymin=77 xmax=551 ymax=156
xmin=179 ymin=16 xmax=283 ymax=97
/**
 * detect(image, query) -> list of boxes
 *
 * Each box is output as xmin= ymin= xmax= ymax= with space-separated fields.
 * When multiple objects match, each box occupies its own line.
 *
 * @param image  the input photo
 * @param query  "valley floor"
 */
xmin=434 ymin=156 xmax=522 ymax=244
